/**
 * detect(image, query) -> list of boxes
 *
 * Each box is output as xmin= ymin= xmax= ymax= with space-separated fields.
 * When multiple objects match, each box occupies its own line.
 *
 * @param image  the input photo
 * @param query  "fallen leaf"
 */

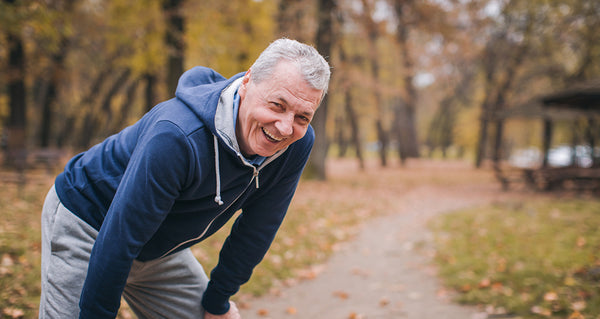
xmin=564 ymin=276 xmax=577 ymax=286
xmin=576 ymin=236 xmax=586 ymax=248
xmin=257 ymin=308 xmax=269 ymax=316
xmin=491 ymin=282 xmax=504 ymax=292
xmin=286 ymin=307 xmax=297 ymax=315
xmin=544 ymin=291 xmax=558 ymax=302
xmin=571 ymin=300 xmax=586 ymax=311
xmin=351 ymin=267 xmax=371 ymax=277
xmin=478 ymin=278 xmax=491 ymax=288
xmin=348 ymin=312 xmax=364 ymax=319
xmin=333 ymin=290 xmax=349 ymax=299
xmin=379 ymin=297 xmax=390 ymax=307
xmin=1 ymin=254 xmax=14 ymax=266
xmin=237 ymin=301 xmax=251 ymax=310
xmin=2 ymin=307 xmax=24 ymax=318
xmin=568 ymin=310 xmax=584 ymax=319
xmin=531 ymin=305 xmax=551 ymax=316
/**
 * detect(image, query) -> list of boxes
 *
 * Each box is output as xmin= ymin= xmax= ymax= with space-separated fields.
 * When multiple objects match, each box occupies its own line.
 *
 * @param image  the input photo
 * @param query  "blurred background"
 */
xmin=1 ymin=1 xmax=600 ymax=317
xmin=1 ymin=0 xmax=599 ymax=180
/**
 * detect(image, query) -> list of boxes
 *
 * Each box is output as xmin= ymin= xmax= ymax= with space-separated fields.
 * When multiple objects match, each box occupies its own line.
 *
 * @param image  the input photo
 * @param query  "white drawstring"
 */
xmin=213 ymin=135 xmax=224 ymax=206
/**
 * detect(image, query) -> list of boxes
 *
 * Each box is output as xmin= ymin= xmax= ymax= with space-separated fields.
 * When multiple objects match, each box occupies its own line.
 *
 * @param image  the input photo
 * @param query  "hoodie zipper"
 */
xmin=159 ymin=132 xmax=284 ymax=259
xmin=158 ymin=172 xmax=258 ymax=259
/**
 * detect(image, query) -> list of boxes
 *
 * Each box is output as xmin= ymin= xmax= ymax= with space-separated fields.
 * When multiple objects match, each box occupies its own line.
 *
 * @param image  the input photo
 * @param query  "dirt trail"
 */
xmin=238 ymin=160 xmax=525 ymax=319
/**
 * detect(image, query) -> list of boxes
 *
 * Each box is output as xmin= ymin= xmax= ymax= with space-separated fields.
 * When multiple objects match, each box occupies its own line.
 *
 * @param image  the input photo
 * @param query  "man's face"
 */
xmin=236 ymin=61 xmax=323 ymax=157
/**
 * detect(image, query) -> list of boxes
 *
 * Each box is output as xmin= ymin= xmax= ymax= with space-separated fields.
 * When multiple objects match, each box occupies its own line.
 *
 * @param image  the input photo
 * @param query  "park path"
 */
xmin=238 ymin=161 xmax=524 ymax=319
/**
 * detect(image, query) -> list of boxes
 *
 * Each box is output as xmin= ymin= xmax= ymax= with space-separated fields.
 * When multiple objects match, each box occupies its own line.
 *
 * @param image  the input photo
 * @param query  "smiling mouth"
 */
xmin=262 ymin=128 xmax=283 ymax=142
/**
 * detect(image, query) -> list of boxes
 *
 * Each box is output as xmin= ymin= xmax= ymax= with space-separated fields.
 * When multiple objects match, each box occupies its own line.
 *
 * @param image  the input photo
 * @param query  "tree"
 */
xmin=337 ymin=42 xmax=365 ymax=170
xmin=277 ymin=0 xmax=314 ymax=43
xmin=359 ymin=0 xmax=389 ymax=167
xmin=3 ymin=0 xmax=27 ymax=168
xmin=391 ymin=0 xmax=420 ymax=162
xmin=163 ymin=0 xmax=185 ymax=97
xmin=35 ymin=0 xmax=77 ymax=148
xmin=307 ymin=0 xmax=336 ymax=180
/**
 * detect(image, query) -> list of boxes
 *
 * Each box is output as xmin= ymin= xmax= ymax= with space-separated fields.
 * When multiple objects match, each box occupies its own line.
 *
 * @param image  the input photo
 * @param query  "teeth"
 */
xmin=262 ymin=128 xmax=282 ymax=142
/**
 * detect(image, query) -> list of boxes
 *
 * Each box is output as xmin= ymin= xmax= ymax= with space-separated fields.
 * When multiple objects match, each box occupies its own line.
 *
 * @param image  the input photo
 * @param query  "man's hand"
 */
xmin=204 ymin=301 xmax=241 ymax=319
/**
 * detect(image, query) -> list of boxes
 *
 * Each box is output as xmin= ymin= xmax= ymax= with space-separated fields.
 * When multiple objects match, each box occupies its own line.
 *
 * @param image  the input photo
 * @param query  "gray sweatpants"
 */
xmin=39 ymin=186 xmax=209 ymax=318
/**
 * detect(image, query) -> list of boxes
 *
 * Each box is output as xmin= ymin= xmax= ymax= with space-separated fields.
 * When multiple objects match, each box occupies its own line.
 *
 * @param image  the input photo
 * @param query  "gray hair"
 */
xmin=250 ymin=38 xmax=331 ymax=95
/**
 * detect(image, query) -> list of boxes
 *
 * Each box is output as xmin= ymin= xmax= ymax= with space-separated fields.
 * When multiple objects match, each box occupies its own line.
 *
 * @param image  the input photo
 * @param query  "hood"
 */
xmin=174 ymin=66 xmax=288 ymax=206
xmin=175 ymin=66 xmax=245 ymax=136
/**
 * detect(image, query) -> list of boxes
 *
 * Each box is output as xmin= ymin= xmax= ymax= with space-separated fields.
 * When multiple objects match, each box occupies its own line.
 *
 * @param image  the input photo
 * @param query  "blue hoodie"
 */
xmin=54 ymin=66 xmax=314 ymax=317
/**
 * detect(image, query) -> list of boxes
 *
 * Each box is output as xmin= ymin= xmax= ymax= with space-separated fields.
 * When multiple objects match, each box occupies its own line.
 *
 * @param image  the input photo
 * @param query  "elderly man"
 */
xmin=39 ymin=38 xmax=330 ymax=319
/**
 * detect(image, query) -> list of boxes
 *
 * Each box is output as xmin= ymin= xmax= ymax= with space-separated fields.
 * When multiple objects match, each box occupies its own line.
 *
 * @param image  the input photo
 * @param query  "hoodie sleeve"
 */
xmin=201 ymin=129 xmax=315 ymax=315
xmin=78 ymin=120 xmax=193 ymax=318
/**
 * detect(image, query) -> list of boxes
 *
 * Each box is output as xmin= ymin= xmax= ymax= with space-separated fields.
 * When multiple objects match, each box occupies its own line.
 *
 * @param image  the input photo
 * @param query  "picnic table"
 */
xmin=522 ymin=166 xmax=600 ymax=191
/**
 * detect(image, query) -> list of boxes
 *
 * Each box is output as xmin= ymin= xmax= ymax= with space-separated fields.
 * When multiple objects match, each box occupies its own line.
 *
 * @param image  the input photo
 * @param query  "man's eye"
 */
xmin=298 ymin=116 xmax=310 ymax=123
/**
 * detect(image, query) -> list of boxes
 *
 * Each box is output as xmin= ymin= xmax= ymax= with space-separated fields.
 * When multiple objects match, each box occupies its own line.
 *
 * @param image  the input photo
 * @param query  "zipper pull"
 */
xmin=253 ymin=169 xmax=259 ymax=188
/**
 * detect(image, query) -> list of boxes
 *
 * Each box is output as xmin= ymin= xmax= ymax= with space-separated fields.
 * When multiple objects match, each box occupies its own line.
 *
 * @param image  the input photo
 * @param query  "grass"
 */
xmin=4 ymin=158 xmax=599 ymax=319
xmin=0 ymin=159 xmax=401 ymax=318
xmin=0 ymin=177 xmax=47 ymax=319
xmin=430 ymin=199 xmax=600 ymax=319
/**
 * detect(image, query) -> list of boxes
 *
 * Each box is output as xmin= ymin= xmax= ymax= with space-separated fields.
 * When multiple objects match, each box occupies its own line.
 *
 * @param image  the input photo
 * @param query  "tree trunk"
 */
xmin=5 ymin=30 xmax=27 ymax=169
xmin=492 ymin=120 xmax=504 ymax=164
xmin=392 ymin=102 xmax=406 ymax=164
xmin=277 ymin=0 xmax=309 ymax=42
xmin=360 ymin=0 xmax=388 ymax=167
xmin=338 ymin=41 xmax=364 ymax=170
xmin=335 ymin=115 xmax=348 ymax=158
xmin=307 ymin=0 xmax=335 ymax=180
xmin=163 ymin=0 xmax=185 ymax=97
xmin=393 ymin=0 xmax=420 ymax=160
xmin=100 ymin=69 xmax=132 ymax=127
xmin=76 ymin=69 xmax=131 ymax=148
xmin=475 ymin=114 xmax=489 ymax=168
xmin=36 ymin=0 xmax=76 ymax=148
xmin=376 ymin=119 xmax=389 ymax=167
xmin=345 ymin=90 xmax=365 ymax=170
xmin=111 ymin=77 xmax=141 ymax=134
xmin=145 ymin=73 xmax=159 ymax=112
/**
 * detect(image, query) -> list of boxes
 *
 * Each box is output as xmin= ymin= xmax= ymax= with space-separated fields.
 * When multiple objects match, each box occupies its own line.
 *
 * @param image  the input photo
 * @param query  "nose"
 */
xmin=275 ymin=112 xmax=294 ymax=137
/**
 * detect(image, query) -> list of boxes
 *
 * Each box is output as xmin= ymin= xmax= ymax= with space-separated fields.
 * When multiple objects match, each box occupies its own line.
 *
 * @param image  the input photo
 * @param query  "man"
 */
xmin=39 ymin=38 xmax=330 ymax=319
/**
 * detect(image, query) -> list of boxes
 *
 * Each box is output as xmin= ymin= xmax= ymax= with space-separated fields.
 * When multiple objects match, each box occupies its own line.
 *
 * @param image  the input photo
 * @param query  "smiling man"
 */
xmin=39 ymin=39 xmax=330 ymax=319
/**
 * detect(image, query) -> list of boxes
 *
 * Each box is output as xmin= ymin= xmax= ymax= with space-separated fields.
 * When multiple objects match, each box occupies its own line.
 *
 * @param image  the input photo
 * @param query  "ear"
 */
xmin=238 ymin=69 xmax=251 ymax=98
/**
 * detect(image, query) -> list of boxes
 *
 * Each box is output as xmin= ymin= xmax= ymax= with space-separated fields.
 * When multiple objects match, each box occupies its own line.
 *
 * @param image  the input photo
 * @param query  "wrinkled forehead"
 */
xmin=251 ymin=62 xmax=322 ymax=107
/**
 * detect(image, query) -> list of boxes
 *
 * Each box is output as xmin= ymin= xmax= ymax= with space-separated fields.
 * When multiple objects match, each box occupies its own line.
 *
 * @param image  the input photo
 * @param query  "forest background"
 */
xmin=1 ymin=0 xmax=600 ymax=177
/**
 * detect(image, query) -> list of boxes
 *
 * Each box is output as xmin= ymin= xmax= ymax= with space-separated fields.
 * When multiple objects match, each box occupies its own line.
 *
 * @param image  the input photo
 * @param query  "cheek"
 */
xmin=291 ymin=125 xmax=308 ymax=141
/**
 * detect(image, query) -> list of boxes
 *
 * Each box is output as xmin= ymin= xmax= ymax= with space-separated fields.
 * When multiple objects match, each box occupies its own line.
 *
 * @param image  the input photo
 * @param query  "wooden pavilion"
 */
xmin=494 ymin=79 xmax=600 ymax=192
